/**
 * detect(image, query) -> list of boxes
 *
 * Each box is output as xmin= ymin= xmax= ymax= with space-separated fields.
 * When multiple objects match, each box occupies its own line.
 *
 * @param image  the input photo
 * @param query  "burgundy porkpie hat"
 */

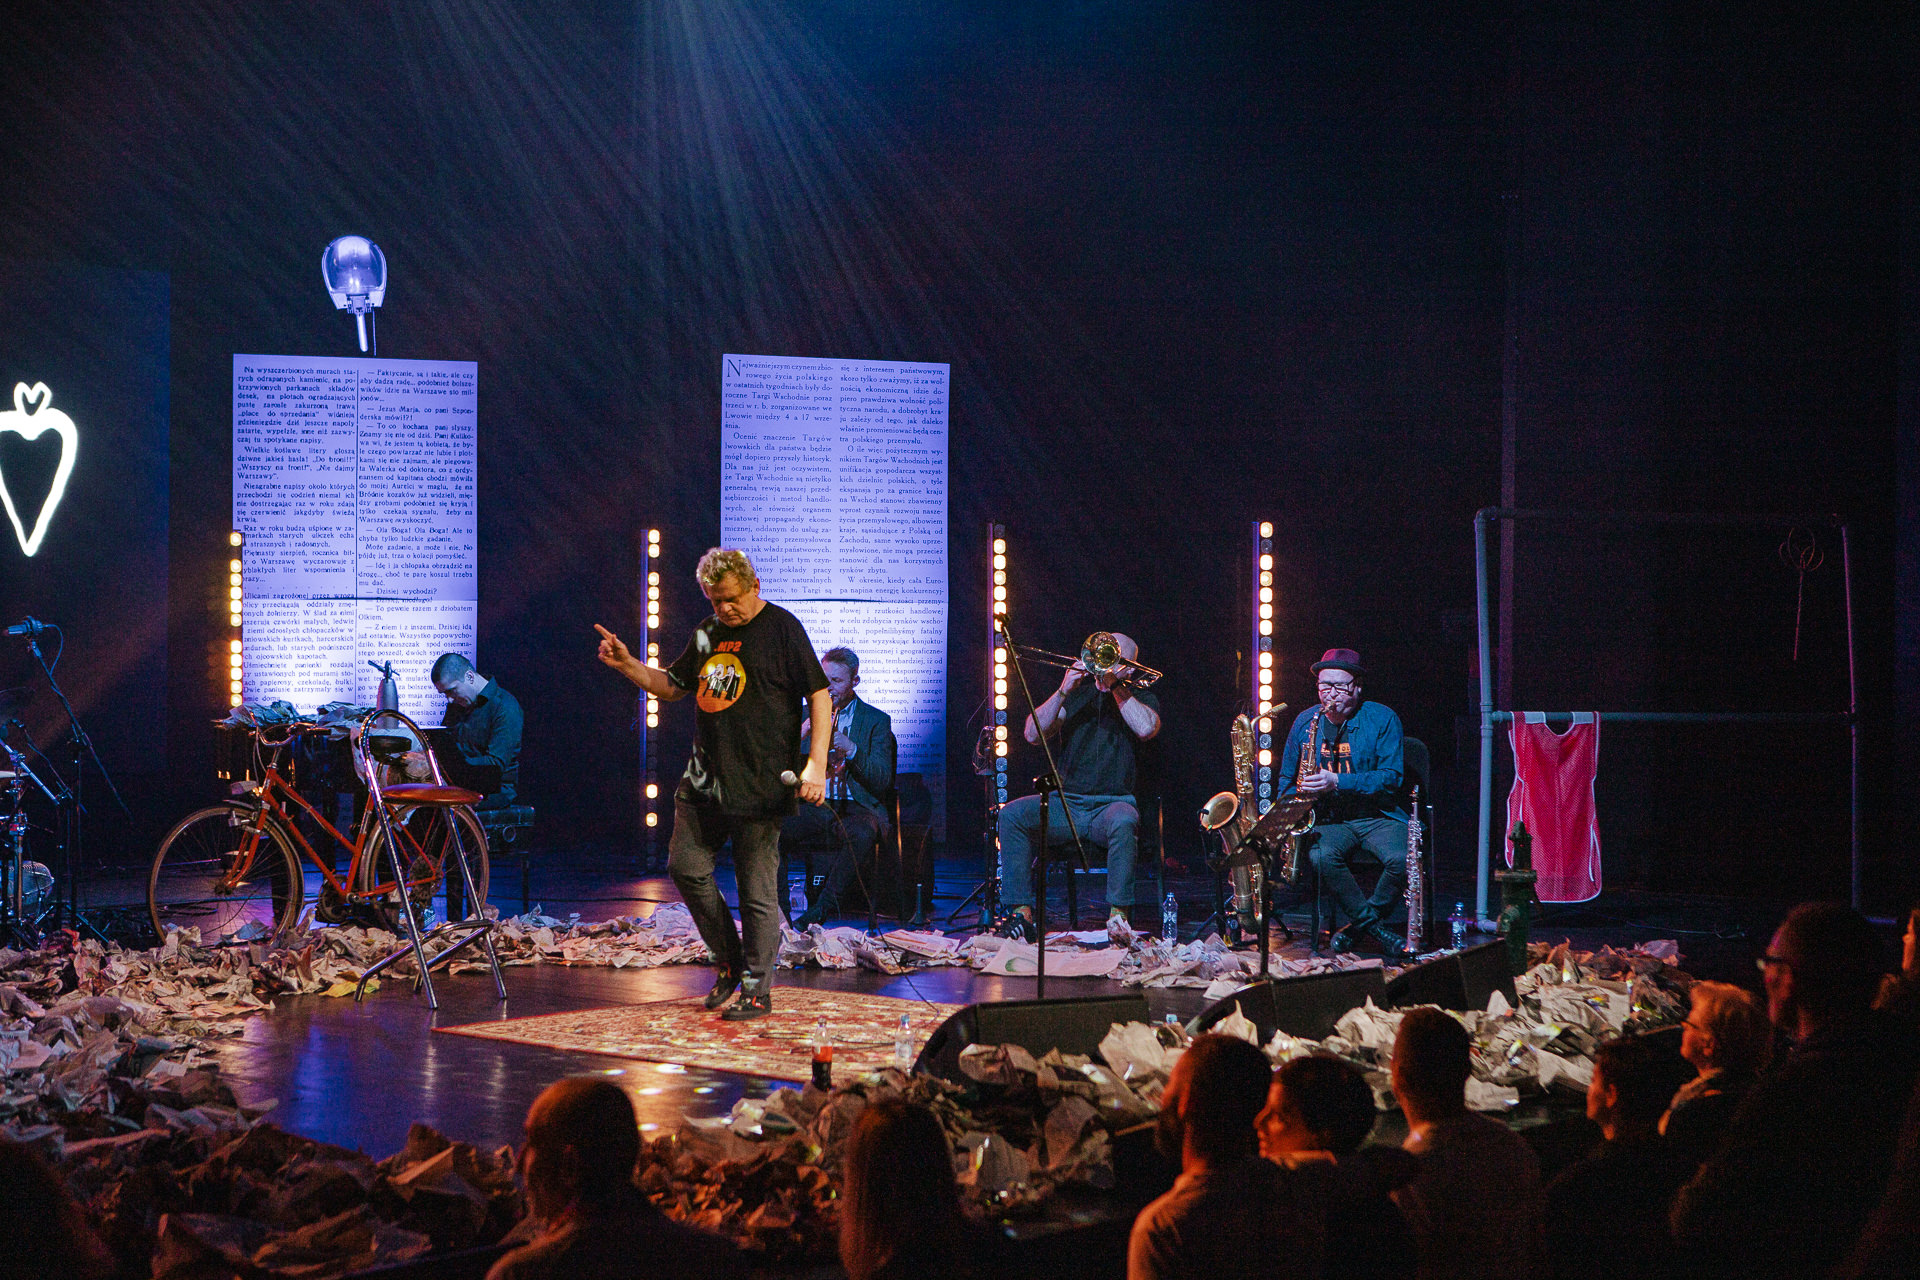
xmin=1310 ymin=648 xmax=1366 ymax=677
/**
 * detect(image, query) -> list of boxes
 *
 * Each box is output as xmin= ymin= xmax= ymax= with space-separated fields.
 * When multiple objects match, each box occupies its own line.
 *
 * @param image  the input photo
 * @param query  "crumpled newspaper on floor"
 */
xmin=1163 ymin=939 xmax=1687 ymax=1113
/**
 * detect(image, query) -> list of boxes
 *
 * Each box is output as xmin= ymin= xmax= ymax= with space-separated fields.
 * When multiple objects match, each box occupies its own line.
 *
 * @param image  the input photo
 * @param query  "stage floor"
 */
xmin=73 ymin=845 xmax=1778 ymax=1159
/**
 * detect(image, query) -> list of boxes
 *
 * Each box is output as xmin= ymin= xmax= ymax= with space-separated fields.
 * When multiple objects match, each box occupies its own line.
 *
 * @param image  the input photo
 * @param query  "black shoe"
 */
xmin=793 ymin=906 xmax=828 ymax=930
xmin=721 ymin=978 xmax=771 ymax=1020
xmin=703 ymin=968 xmax=740 ymax=1011
xmin=1330 ymin=924 xmax=1362 ymax=955
xmin=995 ymin=911 xmax=1038 ymax=943
xmin=1368 ymin=924 xmax=1411 ymax=959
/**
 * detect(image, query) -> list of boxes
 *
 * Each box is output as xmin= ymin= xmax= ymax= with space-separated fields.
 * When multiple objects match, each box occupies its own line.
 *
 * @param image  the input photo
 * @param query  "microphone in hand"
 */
xmin=779 ymin=769 xmax=799 ymax=786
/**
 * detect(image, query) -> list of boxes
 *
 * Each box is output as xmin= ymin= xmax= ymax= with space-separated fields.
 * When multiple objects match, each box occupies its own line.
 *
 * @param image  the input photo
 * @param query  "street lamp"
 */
xmin=321 ymin=235 xmax=387 ymax=355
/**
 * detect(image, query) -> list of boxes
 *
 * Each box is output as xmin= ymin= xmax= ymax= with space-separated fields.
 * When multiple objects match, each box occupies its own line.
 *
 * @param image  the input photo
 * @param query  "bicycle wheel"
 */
xmin=354 ymin=805 xmax=490 ymax=933
xmin=148 ymin=805 xmax=305 ymax=945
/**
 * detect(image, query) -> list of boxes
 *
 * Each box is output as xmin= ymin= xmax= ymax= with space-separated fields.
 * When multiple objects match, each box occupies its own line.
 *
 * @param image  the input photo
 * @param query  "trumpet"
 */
xmin=1008 ymin=631 xmax=1164 ymax=689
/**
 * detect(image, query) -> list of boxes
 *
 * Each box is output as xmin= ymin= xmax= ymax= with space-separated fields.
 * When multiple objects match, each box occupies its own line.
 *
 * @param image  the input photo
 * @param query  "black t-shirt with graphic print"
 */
xmin=666 ymin=603 xmax=828 ymax=818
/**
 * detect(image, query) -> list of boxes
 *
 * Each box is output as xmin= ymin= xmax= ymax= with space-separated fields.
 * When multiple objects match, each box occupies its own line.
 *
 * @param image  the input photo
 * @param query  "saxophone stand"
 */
xmin=996 ymin=612 xmax=1092 ymax=1003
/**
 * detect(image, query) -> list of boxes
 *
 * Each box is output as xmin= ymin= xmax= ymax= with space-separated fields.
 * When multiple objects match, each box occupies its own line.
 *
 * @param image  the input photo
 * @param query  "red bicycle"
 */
xmin=147 ymin=714 xmax=490 ymax=945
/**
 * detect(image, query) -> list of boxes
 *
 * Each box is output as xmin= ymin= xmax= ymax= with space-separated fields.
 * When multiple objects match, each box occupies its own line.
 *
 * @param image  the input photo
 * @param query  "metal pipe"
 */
xmin=1479 ymin=507 xmax=1845 ymax=528
xmin=1475 ymin=511 xmax=1496 ymax=928
xmin=1489 ymin=711 xmax=1853 ymax=725
xmin=1843 ymin=523 xmax=1860 ymax=909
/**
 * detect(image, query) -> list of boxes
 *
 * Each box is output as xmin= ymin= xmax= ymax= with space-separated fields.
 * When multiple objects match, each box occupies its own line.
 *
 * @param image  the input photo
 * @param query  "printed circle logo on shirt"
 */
xmin=695 ymin=653 xmax=747 ymax=712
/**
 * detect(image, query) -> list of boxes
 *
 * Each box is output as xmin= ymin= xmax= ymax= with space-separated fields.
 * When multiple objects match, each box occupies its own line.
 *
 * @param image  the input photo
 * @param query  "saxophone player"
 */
xmin=1277 ymin=648 xmax=1411 ymax=957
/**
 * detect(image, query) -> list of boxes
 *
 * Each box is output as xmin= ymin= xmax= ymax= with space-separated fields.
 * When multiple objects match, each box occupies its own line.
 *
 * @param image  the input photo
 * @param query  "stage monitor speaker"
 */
xmin=913 ymin=993 xmax=1150 ymax=1082
xmin=1382 ymin=941 xmax=1517 ymax=1013
xmin=1188 ymin=966 xmax=1388 ymax=1044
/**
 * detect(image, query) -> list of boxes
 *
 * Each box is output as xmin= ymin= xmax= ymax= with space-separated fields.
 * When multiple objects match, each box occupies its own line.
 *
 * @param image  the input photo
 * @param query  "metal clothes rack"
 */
xmin=1473 ymin=508 xmax=1858 ymax=925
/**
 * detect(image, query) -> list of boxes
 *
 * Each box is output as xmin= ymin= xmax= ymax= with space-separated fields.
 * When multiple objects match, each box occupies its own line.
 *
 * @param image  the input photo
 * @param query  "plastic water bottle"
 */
xmin=1449 ymin=901 xmax=1469 ymax=951
xmin=789 ymin=876 xmax=807 ymax=920
xmin=1162 ymin=892 xmax=1179 ymax=944
xmin=893 ymin=1013 xmax=913 ymax=1070
xmin=811 ymin=1016 xmax=833 ymax=1090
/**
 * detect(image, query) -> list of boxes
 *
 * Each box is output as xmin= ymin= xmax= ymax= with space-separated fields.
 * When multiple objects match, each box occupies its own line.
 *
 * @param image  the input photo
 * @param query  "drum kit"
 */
xmin=0 ymin=690 xmax=61 ymax=947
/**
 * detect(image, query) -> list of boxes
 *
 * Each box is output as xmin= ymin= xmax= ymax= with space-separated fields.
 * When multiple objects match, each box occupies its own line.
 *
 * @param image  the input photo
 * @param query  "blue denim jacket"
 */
xmin=1275 ymin=699 xmax=1406 ymax=823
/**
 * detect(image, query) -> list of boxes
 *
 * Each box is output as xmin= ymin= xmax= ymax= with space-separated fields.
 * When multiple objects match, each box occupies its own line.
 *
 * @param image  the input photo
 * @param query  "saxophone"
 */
xmin=1404 ymin=784 xmax=1425 ymax=954
xmin=1224 ymin=713 xmax=1263 ymax=936
xmin=1277 ymin=710 xmax=1321 ymax=883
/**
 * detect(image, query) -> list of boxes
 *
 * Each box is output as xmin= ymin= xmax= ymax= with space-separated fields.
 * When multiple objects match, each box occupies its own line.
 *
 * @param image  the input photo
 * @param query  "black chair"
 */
xmin=1308 ymin=735 xmax=1431 ymax=952
xmin=1034 ymin=792 xmax=1157 ymax=928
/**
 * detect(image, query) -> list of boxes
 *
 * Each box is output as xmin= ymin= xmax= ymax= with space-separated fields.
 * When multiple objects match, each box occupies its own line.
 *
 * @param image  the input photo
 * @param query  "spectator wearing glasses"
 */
xmin=1671 ymin=902 xmax=1920 ymax=1278
xmin=1659 ymin=981 xmax=1772 ymax=1169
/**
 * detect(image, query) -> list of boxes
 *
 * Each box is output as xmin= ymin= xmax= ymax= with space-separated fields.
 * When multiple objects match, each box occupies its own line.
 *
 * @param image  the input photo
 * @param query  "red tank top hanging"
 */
xmin=1505 ymin=712 xmax=1602 ymax=903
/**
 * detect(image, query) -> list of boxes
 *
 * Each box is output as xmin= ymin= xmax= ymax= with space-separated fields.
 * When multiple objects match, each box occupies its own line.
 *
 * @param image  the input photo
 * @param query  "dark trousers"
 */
xmin=780 ymin=801 xmax=884 ymax=915
xmin=668 ymin=800 xmax=784 ymax=984
xmin=1306 ymin=817 xmax=1409 ymax=926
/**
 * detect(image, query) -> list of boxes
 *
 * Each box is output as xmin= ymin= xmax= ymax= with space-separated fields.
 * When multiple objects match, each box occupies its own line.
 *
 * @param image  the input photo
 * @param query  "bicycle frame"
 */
xmin=222 ymin=731 xmax=433 ymax=904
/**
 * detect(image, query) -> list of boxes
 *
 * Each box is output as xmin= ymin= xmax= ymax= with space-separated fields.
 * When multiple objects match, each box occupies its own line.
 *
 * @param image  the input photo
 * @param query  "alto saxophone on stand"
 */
xmin=1403 ymin=784 xmax=1425 ymax=954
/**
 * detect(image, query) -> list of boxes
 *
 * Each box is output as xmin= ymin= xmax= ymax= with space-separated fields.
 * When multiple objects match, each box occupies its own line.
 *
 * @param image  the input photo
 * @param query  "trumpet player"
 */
xmin=996 ymin=632 xmax=1160 ymax=940
xmin=1278 ymin=648 xmax=1410 ymax=957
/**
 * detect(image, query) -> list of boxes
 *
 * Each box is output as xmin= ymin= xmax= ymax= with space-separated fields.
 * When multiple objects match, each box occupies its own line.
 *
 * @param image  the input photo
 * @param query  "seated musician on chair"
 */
xmin=431 ymin=652 xmax=523 ymax=812
xmin=1277 ymin=648 xmax=1409 ymax=958
xmin=782 ymin=647 xmax=896 ymax=928
xmin=996 ymin=632 xmax=1160 ymax=941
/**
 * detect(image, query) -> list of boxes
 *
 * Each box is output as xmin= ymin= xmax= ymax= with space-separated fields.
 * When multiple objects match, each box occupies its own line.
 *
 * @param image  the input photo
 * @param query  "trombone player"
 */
xmin=995 ymin=632 xmax=1160 ymax=940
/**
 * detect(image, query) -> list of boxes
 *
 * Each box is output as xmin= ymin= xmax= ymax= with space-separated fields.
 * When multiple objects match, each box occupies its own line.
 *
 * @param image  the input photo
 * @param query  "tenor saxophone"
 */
xmin=1277 ymin=710 xmax=1322 ymax=883
xmin=1404 ymin=784 xmax=1425 ymax=954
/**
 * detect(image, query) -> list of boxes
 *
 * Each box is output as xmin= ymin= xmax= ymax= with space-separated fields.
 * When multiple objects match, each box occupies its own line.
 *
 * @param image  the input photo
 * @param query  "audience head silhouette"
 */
xmin=0 ymin=1140 xmax=114 ymax=1280
xmin=1764 ymin=902 xmax=1886 ymax=1038
xmin=1587 ymin=1033 xmax=1692 ymax=1141
xmin=1391 ymin=1007 xmax=1472 ymax=1125
xmin=1682 ymin=981 xmax=1772 ymax=1077
xmin=839 ymin=1098 xmax=966 ymax=1280
xmin=1160 ymin=1033 xmax=1273 ymax=1167
xmin=519 ymin=1077 xmax=641 ymax=1220
xmin=1259 ymin=1053 xmax=1378 ymax=1158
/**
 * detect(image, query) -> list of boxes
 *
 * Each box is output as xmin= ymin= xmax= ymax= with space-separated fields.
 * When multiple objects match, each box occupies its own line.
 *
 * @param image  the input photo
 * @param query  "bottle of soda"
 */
xmin=1162 ymin=892 xmax=1179 ymax=944
xmin=811 ymin=1016 xmax=833 ymax=1090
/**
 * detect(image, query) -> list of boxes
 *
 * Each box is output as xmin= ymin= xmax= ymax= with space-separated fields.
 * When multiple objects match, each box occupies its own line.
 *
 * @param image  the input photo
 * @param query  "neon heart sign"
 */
xmin=0 ymin=382 xmax=77 ymax=557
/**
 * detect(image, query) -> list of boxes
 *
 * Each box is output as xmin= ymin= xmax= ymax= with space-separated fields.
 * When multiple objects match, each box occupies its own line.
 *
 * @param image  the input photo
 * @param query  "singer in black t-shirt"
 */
xmin=595 ymin=549 xmax=831 ymax=1020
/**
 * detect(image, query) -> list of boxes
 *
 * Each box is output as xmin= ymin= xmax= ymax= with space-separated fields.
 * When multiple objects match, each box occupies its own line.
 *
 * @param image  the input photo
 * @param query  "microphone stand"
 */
xmin=997 ymin=613 xmax=1092 ymax=1001
xmin=23 ymin=629 xmax=126 ymax=943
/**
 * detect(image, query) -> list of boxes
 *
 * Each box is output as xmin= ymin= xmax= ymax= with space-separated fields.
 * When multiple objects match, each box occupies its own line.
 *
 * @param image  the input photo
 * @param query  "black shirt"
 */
xmin=666 ymin=603 xmax=827 ymax=818
xmin=441 ymin=678 xmax=523 ymax=804
xmin=1052 ymin=683 xmax=1157 ymax=797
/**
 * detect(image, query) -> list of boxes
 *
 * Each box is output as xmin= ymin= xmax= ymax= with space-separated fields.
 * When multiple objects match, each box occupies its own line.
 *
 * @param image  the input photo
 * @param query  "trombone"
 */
xmin=1004 ymin=631 xmax=1163 ymax=689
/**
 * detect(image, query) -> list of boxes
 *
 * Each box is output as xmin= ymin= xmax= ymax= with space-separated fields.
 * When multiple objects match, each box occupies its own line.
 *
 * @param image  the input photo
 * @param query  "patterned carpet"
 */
xmin=435 ymin=985 xmax=964 ymax=1082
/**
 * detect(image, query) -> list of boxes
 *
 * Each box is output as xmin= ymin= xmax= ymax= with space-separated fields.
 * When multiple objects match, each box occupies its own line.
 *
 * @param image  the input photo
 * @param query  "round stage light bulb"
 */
xmin=992 ymin=554 xmax=1005 ymax=570
xmin=1258 ymin=717 xmax=1273 ymax=733
xmin=1257 ymin=651 xmax=1273 ymax=668
xmin=1258 ymin=749 xmax=1272 ymax=767
xmin=992 ymin=538 xmax=1006 ymax=554
xmin=1260 ymin=571 xmax=1273 ymax=587
xmin=646 ymin=812 xmax=659 ymax=827
xmin=995 ymin=695 xmax=1008 ymax=710
xmin=229 ymin=615 xmax=242 ymax=628
xmin=648 ymin=571 xmax=660 ymax=585
xmin=994 ymin=678 xmax=1007 ymax=695
xmin=229 ymin=680 xmax=243 ymax=695
xmin=229 ymin=558 xmax=241 ymax=573
xmin=996 ymin=741 xmax=1008 ymax=757
xmin=645 ymin=715 xmax=658 ymax=728
xmin=1259 ymin=603 xmax=1273 ymax=620
xmin=1259 ymin=619 xmax=1273 ymax=636
xmin=229 ymin=639 xmax=242 ymax=652
xmin=993 ymin=601 xmax=1007 ymax=616
xmin=993 ymin=663 xmax=1006 ymax=679
xmin=646 ymin=783 xmax=659 ymax=799
xmin=1260 ymin=553 xmax=1273 ymax=570
xmin=995 ymin=725 xmax=1008 ymax=741
xmin=1259 ymin=699 xmax=1273 ymax=714
xmin=648 ymin=528 xmax=660 ymax=541
xmin=648 ymin=544 xmax=659 ymax=558
xmin=1259 ymin=521 xmax=1274 ymax=538
xmin=229 ymin=531 xmax=243 ymax=546
xmin=1259 ymin=586 xmax=1273 ymax=603
xmin=647 ymin=643 xmax=660 ymax=656
xmin=230 ymin=573 xmax=242 ymax=588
